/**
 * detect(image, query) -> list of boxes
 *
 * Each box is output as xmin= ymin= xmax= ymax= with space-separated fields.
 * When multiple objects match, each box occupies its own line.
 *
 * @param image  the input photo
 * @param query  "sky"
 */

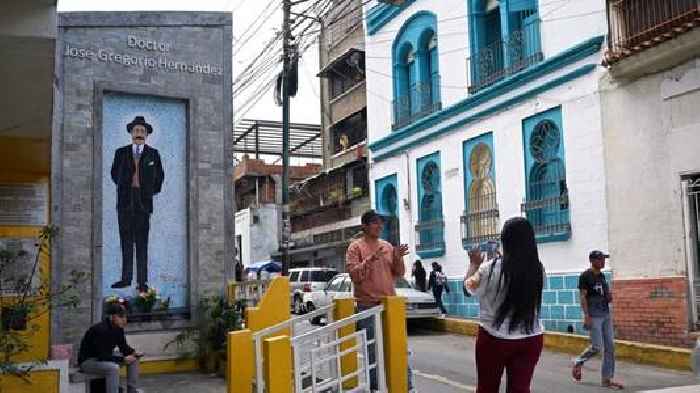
xmin=57 ymin=0 xmax=322 ymax=129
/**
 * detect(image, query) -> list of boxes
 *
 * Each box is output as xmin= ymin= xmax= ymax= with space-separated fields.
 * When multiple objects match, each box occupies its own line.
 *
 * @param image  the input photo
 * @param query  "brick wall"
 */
xmin=612 ymin=277 xmax=694 ymax=347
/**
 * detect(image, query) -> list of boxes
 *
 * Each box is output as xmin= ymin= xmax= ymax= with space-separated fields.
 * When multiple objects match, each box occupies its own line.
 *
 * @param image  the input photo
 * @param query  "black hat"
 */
xmin=126 ymin=116 xmax=153 ymax=134
xmin=361 ymin=210 xmax=384 ymax=226
xmin=105 ymin=303 xmax=127 ymax=317
xmin=589 ymin=250 xmax=610 ymax=260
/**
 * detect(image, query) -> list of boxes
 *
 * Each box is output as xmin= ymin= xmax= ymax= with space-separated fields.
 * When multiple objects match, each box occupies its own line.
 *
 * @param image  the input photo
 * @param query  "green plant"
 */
xmin=0 ymin=226 xmax=86 ymax=382
xmin=164 ymin=296 xmax=243 ymax=361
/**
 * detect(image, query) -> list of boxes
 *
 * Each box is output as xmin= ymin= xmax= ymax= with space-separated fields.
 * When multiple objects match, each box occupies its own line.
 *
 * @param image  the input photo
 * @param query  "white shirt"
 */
xmin=132 ymin=144 xmax=143 ymax=155
xmin=468 ymin=259 xmax=544 ymax=339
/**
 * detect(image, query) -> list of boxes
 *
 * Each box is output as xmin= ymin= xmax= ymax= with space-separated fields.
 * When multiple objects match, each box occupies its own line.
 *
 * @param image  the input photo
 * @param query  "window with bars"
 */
xmin=416 ymin=153 xmax=445 ymax=257
xmin=461 ymin=135 xmax=500 ymax=248
xmin=521 ymin=107 xmax=571 ymax=241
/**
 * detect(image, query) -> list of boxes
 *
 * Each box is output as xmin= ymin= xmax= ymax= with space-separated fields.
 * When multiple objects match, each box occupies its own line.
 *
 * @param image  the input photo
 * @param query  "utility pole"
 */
xmin=281 ymin=0 xmax=292 ymax=275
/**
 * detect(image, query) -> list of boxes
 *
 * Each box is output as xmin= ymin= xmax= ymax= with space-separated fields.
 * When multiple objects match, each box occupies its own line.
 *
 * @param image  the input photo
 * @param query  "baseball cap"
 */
xmin=589 ymin=250 xmax=610 ymax=260
xmin=105 ymin=303 xmax=127 ymax=317
xmin=361 ymin=210 xmax=384 ymax=225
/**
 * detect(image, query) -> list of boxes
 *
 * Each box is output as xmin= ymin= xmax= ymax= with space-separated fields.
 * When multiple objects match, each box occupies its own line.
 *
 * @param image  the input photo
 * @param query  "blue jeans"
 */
xmin=575 ymin=314 xmax=615 ymax=380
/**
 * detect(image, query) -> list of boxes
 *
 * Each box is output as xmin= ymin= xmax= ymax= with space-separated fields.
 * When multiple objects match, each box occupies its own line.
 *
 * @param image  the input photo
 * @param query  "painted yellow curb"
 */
xmin=428 ymin=318 xmax=692 ymax=371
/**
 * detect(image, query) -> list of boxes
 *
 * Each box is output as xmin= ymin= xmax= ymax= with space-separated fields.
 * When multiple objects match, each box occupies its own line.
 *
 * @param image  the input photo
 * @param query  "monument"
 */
xmin=52 ymin=12 xmax=233 ymax=355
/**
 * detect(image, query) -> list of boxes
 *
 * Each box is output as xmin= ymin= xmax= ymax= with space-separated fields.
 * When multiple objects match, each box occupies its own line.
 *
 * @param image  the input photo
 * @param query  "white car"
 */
xmin=311 ymin=273 xmax=441 ymax=319
xmin=288 ymin=267 xmax=338 ymax=314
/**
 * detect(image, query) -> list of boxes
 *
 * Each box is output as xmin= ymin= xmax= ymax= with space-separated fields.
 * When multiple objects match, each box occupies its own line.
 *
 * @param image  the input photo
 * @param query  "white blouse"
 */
xmin=468 ymin=259 xmax=544 ymax=340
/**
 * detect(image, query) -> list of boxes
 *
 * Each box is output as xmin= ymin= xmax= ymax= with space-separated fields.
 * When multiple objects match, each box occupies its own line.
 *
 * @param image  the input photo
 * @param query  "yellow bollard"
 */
xmin=246 ymin=276 xmax=291 ymax=334
xmin=263 ymin=335 xmax=292 ymax=393
xmin=382 ymin=296 xmax=408 ymax=393
xmin=228 ymin=329 xmax=254 ymax=393
xmin=333 ymin=298 xmax=358 ymax=389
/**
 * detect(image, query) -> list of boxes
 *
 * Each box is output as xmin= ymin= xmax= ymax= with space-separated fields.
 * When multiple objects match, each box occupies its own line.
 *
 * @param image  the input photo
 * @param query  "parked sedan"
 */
xmin=311 ymin=273 xmax=441 ymax=319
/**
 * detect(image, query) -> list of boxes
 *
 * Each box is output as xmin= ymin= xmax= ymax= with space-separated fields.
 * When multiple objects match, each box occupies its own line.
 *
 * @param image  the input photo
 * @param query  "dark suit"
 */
xmin=111 ymin=144 xmax=164 ymax=287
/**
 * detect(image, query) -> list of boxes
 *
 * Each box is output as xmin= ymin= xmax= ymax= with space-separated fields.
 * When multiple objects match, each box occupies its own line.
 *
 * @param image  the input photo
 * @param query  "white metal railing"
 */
xmin=292 ymin=305 xmax=387 ymax=393
xmin=252 ymin=305 xmax=336 ymax=393
xmin=230 ymin=279 xmax=272 ymax=308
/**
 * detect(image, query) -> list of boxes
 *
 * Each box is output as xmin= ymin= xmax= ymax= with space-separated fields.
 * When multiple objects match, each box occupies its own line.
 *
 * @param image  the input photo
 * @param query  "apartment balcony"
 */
xmin=392 ymin=75 xmax=442 ymax=130
xmin=468 ymin=20 xmax=543 ymax=94
xmin=605 ymin=0 xmax=699 ymax=63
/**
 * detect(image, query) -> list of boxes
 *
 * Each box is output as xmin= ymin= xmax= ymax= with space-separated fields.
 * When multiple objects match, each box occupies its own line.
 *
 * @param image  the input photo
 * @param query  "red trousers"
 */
xmin=475 ymin=327 xmax=543 ymax=393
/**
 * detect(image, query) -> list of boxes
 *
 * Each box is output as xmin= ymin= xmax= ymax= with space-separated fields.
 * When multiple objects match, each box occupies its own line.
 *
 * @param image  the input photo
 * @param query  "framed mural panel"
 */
xmin=100 ymin=92 xmax=189 ymax=314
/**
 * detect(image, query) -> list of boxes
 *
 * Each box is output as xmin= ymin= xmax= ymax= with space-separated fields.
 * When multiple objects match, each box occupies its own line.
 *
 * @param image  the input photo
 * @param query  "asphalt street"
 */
xmin=408 ymin=327 xmax=699 ymax=393
xmin=139 ymin=323 xmax=700 ymax=393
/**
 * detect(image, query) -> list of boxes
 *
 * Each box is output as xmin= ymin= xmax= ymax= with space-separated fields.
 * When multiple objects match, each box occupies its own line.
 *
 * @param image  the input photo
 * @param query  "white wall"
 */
xmin=365 ymin=1 xmax=611 ymax=278
xmin=364 ymin=0 xmax=608 ymax=146
xmin=370 ymin=71 xmax=609 ymax=278
xmin=235 ymin=204 xmax=280 ymax=267
xmin=601 ymin=57 xmax=700 ymax=279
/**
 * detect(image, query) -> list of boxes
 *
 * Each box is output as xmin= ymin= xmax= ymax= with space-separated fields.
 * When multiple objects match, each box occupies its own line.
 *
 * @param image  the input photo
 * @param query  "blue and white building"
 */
xmin=364 ymin=0 xmax=610 ymax=333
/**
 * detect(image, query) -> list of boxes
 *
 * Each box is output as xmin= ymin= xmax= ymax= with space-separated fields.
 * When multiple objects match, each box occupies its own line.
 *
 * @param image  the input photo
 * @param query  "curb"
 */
xmin=423 ymin=317 xmax=692 ymax=371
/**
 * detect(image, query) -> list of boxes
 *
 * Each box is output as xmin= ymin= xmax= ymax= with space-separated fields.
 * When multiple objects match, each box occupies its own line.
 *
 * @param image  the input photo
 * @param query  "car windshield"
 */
xmin=310 ymin=271 xmax=337 ymax=281
xmin=395 ymin=278 xmax=412 ymax=289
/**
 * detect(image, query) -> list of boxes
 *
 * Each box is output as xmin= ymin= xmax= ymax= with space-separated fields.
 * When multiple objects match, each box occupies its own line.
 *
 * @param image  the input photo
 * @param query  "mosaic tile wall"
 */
xmin=442 ymin=271 xmax=613 ymax=335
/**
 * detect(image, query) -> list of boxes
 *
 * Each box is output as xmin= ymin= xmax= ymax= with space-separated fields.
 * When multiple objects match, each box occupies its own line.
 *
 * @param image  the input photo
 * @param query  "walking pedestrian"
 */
xmin=412 ymin=260 xmax=427 ymax=292
xmin=78 ymin=303 xmax=142 ymax=393
xmin=571 ymin=250 xmax=624 ymax=390
xmin=346 ymin=209 xmax=409 ymax=392
xmin=464 ymin=217 xmax=545 ymax=393
xmin=428 ymin=262 xmax=449 ymax=315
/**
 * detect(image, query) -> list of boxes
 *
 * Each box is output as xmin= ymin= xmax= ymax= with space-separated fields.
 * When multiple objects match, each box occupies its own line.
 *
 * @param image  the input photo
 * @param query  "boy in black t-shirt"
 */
xmin=571 ymin=250 xmax=624 ymax=390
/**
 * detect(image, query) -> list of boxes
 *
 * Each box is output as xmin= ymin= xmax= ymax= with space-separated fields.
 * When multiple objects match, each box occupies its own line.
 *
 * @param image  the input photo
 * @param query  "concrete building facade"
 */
xmin=284 ymin=0 xmax=372 ymax=272
xmin=364 ymin=0 xmax=610 ymax=335
xmin=600 ymin=1 xmax=700 ymax=346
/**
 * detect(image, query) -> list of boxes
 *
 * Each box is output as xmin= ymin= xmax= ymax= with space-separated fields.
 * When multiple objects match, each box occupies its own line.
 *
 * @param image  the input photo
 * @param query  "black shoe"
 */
xmin=137 ymin=283 xmax=149 ymax=293
xmin=111 ymin=280 xmax=131 ymax=289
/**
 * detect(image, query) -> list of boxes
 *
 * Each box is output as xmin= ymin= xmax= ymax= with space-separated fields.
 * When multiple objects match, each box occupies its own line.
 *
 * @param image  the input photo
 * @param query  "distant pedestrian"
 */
xmin=571 ymin=250 xmax=624 ymax=390
xmin=412 ymin=260 xmax=427 ymax=292
xmin=465 ymin=217 xmax=545 ymax=393
xmin=428 ymin=262 xmax=449 ymax=315
xmin=346 ymin=210 xmax=409 ymax=391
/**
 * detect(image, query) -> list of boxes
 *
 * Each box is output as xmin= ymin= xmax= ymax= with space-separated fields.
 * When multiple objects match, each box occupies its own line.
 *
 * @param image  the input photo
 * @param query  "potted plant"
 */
xmin=0 ymin=226 xmax=86 ymax=379
xmin=164 ymin=296 xmax=243 ymax=374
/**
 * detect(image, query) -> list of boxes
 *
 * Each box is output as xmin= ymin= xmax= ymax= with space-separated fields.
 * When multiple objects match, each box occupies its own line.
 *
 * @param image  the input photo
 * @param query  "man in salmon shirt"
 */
xmin=346 ymin=209 xmax=409 ymax=392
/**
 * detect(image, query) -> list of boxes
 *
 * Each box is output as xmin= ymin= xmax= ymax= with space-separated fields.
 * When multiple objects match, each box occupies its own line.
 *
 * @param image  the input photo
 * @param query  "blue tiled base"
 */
xmin=442 ymin=271 xmax=612 ymax=335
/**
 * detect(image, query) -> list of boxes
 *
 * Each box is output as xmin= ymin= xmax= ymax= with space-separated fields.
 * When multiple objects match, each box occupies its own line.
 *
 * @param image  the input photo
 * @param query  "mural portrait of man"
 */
xmin=110 ymin=116 xmax=164 ymax=293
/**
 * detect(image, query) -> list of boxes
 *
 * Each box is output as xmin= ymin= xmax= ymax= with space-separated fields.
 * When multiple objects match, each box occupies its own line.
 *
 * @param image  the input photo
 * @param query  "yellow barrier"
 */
xmin=245 ymin=277 xmax=290 ymax=333
xmin=383 ymin=296 xmax=408 ymax=393
xmin=0 ymin=369 xmax=59 ymax=393
xmin=263 ymin=336 xmax=292 ymax=393
xmin=333 ymin=298 xmax=358 ymax=389
xmin=228 ymin=329 xmax=254 ymax=393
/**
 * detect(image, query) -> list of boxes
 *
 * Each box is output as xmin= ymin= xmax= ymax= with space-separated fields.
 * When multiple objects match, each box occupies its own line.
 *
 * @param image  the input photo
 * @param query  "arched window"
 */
xmin=461 ymin=136 xmax=499 ymax=248
xmin=380 ymin=184 xmax=399 ymax=245
xmin=522 ymin=107 xmax=570 ymax=241
xmin=416 ymin=152 xmax=445 ymax=257
xmin=392 ymin=11 xmax=441 ymax=129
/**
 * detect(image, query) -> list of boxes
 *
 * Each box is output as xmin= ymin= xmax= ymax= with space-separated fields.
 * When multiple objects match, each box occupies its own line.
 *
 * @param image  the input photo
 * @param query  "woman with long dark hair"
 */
xmin=465 ymin=217 xmax=545 ymax=393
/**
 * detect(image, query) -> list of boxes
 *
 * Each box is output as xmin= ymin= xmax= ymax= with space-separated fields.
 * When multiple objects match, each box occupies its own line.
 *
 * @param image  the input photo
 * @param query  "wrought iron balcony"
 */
xmin=521 ymin=178 xmax=571 ymax=241
xmin=415 ymin=218 xmax=446 ymax=258
xmin=468 ymin=20 xmax=543 ymax=93
xmin=605 ymin=0 xmax=700 ymax=65
xmin=460 ymin=192 xmax=500 ymax=249
xmin=392 ymin=74 xmax=442 ymax=130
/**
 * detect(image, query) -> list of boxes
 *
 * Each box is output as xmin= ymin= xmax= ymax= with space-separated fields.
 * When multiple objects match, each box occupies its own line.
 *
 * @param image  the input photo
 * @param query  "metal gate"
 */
xmin=683 ymin=176 xmax=700 ymax=327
